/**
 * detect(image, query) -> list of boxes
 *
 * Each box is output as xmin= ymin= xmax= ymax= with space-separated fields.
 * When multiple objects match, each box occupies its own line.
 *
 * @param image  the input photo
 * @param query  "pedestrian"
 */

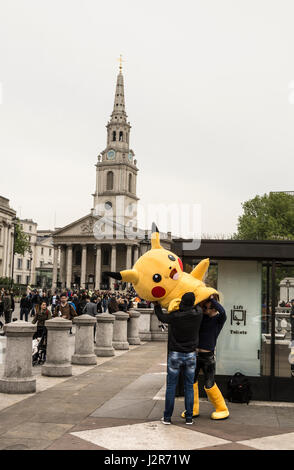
xmin=181 ymin=295 xmax=229 ymax=420
xmin=3 ymin=291 xmax=12 ymax=324
xmin=154 ymin=292 xmax=202 ymax=425
xmin=20 ymin=293 xmax=31 ymax=321
xmin=53 ymin=293 xmax=77 ymax=321
xmin=108 ymin=295 xmax=119 ymax=314
xmin=83 ymin=295 xmax=98 ymax=342
xmin=32 ymin=301 xmax=51 ymax=339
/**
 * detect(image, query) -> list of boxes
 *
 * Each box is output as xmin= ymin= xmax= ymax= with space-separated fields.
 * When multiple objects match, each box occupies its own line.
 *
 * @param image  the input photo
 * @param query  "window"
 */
xmin=128 ymin=173 xmax=132 ymax=193
xmin=28 ymin=236 xmax=31 ymax=241
xmin=112 ymin=131 xmax=116 ymax=141
xmin=17 ymin=259 xmax=22 ymax=269
xmin=26 ymin=276 xmax=30 ymax=285
xmin=119 ymin=131 xmax=123 ymax=142
xmin=49 ymin=249 xmax=52 ymax=256
xmin=107 ymin=171 xmax=114 ymax=190
xmin=27 ymin=259 xmax=30 ymax=270
xmin=41 ymin=247 xmax=44 ymax=255
xmin=29 ymin=225 xmax=32 ymax=231
xmin=40 ymin=261 xmax=44 ymax=267
xmin=16 ymin=275 xmax=22 ymax=284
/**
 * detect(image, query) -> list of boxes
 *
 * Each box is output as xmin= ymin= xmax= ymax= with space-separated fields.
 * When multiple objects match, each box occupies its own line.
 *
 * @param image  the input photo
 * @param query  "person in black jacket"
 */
xmin=181 ymin=295 xmax=229 ymax=421
xmin=154 ymin=292 xmax=202 ymax=425
xmin=20 ymin=294 xmax=31 ymax=321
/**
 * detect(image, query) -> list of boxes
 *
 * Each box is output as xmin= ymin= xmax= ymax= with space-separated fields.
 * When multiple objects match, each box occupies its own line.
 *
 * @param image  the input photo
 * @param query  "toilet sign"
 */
xmin=216 ymin=260 xmax=262 ymax=377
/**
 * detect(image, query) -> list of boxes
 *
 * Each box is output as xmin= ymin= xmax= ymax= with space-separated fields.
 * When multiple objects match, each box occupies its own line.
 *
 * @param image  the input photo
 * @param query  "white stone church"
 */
xmin=52 ymin=67 xmax=172 ymax=291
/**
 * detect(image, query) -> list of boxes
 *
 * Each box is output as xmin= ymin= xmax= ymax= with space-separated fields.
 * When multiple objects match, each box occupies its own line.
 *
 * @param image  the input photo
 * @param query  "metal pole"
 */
xmin=266 ymin=264 xmax=270 ymax=334
xmin=270 ymin=259 xmax=276 ymax=400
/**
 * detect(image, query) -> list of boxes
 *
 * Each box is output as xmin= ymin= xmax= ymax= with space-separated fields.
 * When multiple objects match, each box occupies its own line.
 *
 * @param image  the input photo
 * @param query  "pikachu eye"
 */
xmin=168 ymin=254 xmax=176 ymax=261
xmin=153 ymin=274 xmax=162 ymax=283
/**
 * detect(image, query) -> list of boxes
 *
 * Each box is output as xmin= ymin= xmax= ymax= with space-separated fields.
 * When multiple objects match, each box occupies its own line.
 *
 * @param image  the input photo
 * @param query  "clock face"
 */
xmin=128 ymin=152 xmax=132 ymax=162
xmin=107 ymin=150 xmax=115 ymax=160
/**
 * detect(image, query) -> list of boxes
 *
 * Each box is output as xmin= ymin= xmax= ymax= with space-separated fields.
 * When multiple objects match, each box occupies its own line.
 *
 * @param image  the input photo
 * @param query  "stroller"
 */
xmin=32 ymin=327 xmax=47 ymax=366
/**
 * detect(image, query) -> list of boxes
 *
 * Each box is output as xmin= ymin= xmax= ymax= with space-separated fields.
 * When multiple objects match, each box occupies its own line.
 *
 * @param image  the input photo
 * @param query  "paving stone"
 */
xmin=2 ymin=422 xmax=73 ymax=440
xmin=238 ymin=432 xmax=294 ymax=450
xmin=71 ymin=420 xmax=231 ymax=450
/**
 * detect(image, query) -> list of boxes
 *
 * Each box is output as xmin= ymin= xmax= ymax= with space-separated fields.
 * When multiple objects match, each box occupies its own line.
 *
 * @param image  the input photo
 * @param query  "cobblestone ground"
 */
xmin=0 ymin=334 xmax=293 ymax=450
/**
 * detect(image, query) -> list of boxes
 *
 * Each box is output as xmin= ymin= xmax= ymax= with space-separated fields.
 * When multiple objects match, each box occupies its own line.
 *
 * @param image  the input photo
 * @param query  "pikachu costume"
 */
xmin=104 ymin=223 xmax=218 ymax=312
xmin=104 ymin=223 xmax=229 ymax=420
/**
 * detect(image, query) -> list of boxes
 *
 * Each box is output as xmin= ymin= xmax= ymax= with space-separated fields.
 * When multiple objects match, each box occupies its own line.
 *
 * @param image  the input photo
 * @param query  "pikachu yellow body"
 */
xmin=105 ymin=224 xmax=218 ymax=312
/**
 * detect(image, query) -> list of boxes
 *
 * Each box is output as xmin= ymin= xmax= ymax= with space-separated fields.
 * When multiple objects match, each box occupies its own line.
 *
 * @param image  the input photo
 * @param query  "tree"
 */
xmin=234 ymin=192 xmax=294 ymax=240
xmin=14 ymin=219 xmax=30 ymax=255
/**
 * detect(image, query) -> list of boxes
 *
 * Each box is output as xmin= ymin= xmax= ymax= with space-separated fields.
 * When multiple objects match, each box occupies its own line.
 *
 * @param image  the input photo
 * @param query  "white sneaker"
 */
xmin=161 ymin=417 xmax=171 ymax=425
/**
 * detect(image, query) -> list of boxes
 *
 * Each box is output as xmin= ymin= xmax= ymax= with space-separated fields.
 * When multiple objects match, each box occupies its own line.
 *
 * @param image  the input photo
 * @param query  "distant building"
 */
xmin=13 ymin=221 xmax=58 ymax=288
xmin=0 ymin=196 xmax=16 ymax=279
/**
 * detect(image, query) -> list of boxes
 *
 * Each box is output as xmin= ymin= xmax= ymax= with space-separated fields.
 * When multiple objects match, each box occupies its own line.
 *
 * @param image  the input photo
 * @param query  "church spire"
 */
xmin=110 ymin=55 xmax=127 ymax=123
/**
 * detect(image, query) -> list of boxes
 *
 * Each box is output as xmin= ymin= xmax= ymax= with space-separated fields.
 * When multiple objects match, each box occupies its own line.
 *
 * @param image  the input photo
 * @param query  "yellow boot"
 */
xmin=181 ymin=382 xmax=199 ymax=419
xmin=204 ymin=383 xmax=229 ymax=420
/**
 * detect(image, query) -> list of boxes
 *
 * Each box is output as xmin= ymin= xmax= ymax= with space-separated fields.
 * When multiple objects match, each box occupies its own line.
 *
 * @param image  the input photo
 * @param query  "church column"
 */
xmin=52 ymin=246 xmax=58 ymax=289
xmin=126 ymin=244 xmax=132 ymax=270
xmin=133 ymin=245 xmax=139 ymax=264
xmin=110 ymin=244 xmax=117 ymax=290
xmin=95 ymin=245 xmax=101 ymax=290
xmin=59 ymin=245 xmax=66 ymax=289
xmin=66 ymin=244 xmax=73 ymax=289
xmin=81 ymin=245 xmax=87 ymax=289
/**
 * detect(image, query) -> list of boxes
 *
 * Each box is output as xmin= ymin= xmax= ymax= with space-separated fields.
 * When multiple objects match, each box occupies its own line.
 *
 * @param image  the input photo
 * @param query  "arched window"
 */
xmin=119 ymin=131 xmax=123 ymax=141
xmin=112 ymin=131 xmax=116 ymax=141
xmin=128 ymin=173 xmax=132 ymax=193
xmin=107 ymin=171 xmax=114 ymax=190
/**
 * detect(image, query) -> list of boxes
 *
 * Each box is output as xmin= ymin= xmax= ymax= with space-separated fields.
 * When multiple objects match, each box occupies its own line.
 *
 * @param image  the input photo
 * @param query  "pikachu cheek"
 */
xmin=151 ymin=286 xmax=166 ymax=298
xmin=178 ymin=258 xmax=183 ymax=271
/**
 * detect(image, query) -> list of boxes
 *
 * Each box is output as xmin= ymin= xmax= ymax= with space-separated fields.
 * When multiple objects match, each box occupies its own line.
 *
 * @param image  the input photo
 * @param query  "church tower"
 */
xmin=93 ymin=61 xmax=139 ymax=227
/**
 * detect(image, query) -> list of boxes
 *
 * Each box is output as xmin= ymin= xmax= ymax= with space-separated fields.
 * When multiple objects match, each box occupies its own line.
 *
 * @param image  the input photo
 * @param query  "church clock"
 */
xmin=107 ymin=150 xmax=115 ymax=160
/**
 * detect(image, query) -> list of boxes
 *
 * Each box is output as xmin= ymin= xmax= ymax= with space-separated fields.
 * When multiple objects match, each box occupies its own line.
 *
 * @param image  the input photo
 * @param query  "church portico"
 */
xmin=52 ymin=238 xmax=140 ymax=291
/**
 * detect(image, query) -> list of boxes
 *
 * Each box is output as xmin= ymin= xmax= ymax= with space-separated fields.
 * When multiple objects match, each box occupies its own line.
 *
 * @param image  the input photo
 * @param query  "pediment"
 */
xmin=53 ymin=214 xmax=97 ymax=237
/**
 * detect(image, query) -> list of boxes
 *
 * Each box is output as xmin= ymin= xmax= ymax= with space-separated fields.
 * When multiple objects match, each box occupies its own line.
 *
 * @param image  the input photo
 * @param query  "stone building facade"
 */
xmin=0 ymin=196 xmax=16 ymax=279
xmin=52 ymin=68 xmax=172 ymax=290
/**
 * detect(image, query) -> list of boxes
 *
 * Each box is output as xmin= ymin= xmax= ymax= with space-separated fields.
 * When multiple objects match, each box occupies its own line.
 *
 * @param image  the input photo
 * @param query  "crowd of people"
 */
xmin=0 ymin=285 xmax=151 ymax=328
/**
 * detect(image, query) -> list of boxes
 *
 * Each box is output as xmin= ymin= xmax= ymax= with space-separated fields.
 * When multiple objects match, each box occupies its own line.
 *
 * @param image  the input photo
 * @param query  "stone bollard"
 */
xmin=0 ymin=321 xmax=36 ymax=394
xmin=113 ymin=311 xmax=129 ymax=350
xmin=72 ymin=315 xmax=97 ymax=365
xmin=127 ymin=309 xmax=141 ymax=345
xmin=137 ymin=308 xmax=153 ymax=341
xmin=150 ymin=310 xmax=168 ymax=341
xmin=94 ymin=313 xmax=115 ymax=357
xmin=42 ymin=317 xmax=72 ymax=377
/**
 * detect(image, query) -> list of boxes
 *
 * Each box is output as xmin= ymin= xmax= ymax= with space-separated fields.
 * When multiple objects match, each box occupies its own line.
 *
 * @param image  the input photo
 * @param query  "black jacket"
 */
xmin=154 ymin=304 xmax=203 ymax=353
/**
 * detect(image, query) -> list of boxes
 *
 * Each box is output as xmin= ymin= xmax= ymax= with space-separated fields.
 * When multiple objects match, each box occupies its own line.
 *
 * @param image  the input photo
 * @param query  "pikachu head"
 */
xmin=104 ymin=223 xmax=184 ymax=302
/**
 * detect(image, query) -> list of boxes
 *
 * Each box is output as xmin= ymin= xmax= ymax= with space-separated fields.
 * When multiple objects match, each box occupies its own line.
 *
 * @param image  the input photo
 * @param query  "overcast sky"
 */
xmin=1 ymin=0 xmax=294 ymax=237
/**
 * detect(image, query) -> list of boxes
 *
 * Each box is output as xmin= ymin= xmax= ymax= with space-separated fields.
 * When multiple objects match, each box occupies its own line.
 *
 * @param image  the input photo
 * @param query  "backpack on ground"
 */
xmin=227 ymin=372 xmax=252 ymax=404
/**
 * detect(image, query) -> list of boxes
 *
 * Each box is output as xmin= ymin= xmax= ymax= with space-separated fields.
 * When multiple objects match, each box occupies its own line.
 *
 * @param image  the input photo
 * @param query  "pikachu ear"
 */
xmin=190 ymin=258 xmax=210 ymax=281
xmin=120 ymin=269 xmax=139 ymax=284
xmin=151 ymin=222 xmax=162 ymax=249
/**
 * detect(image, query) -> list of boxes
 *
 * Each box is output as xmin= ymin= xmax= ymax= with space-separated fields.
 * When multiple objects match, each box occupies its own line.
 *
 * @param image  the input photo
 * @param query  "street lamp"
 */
xmin=286 ymin=279 xmax=291 ymax=303
xmin=28 ymin=247 xmax=33 ymax=286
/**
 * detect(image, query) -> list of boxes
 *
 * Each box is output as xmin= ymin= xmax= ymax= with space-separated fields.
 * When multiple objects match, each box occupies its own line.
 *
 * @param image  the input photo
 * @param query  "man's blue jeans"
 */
xmin=164 ymin=351 xmax=196 ymax=420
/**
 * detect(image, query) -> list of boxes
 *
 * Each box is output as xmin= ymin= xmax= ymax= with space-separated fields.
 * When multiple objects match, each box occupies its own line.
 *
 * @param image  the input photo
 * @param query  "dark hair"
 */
xmin=60 ymin=293 xmax=67 ymax=298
